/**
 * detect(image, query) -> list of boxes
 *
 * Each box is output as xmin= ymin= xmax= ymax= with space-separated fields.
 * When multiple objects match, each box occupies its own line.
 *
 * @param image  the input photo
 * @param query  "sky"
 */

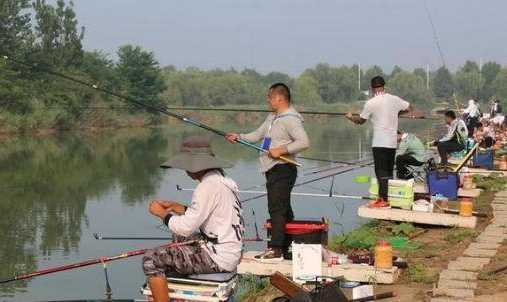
xmin=69 ymin=0 xmax=507 ymax=75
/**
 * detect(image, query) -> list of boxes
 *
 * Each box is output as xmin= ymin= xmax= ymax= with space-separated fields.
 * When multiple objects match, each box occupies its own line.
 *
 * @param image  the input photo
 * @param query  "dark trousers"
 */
xmin=396 ymin=154 xmax=424 ymax=179
xmin=466 ymin=116 xmax=479 ymax=137
xmin=437 ymin=140 xmax=464 ymax=165
xmin=265 ymin=164 xmax=297 ymax=249
xmin=372 ymin=147 xmax=396 ymax=201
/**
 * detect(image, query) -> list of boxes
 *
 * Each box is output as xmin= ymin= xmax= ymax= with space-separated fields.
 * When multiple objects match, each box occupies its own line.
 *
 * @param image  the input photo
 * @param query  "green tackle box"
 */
xmin=369 ymin=178 xmax=414 ymax=210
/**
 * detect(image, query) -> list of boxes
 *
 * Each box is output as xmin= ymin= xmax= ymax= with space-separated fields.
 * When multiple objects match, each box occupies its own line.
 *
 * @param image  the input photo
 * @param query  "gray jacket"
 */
xmin=240 ymin=106 xmax=310 ymax=172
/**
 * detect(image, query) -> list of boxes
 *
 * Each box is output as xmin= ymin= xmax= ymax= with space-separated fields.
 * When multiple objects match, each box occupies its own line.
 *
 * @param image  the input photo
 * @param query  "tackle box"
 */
xmin=369 ymin=178 xmax=414 ymax=210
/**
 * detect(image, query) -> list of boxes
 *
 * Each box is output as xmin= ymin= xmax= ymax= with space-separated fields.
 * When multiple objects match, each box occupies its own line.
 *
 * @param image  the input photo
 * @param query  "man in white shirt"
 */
xmin=346 ymin=76 xmax=412 ymax=207
xmin=431 ymin=110 xmax=468 ymax=166
xmin=463 ymin=99 xmax=481 ymax=137
xmin=143 ymin=136 xmax=244 ymax=302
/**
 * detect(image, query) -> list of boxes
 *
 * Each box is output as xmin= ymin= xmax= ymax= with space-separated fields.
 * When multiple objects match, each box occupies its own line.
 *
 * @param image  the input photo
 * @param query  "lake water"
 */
xmin=0 ymin=118 xmax=434 ymax=301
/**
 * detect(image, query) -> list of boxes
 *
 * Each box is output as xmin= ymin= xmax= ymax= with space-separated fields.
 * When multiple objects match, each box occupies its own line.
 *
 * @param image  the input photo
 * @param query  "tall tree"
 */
xmin=116 ymin=45 xmax=166 ymax=110
xmin=32 ymin=0 xmax=84 ymax=67
xmin=480 ymin=61 xmax=501 ymax=100
xmin=388 ymin=71 xmax=431 ymax=105
xmin=0 ymin=0 xmax=32 ymax=56
xmin=432 ymin=66 xmax=454 ymax=98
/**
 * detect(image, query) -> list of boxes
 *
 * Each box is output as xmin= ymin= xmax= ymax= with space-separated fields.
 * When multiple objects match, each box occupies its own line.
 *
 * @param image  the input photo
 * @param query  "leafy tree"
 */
xmin=492 ymin=68 xmax=507 ymax=101
xmin=455 ymin=67 xmax=484 ymax=100
xmin=388 ymin=71 xmax=431 ymax=104
xmin=432 ymin=66 xmax=454 ymax=98
xmin=461 ymin=60 xmax=480 ymax=73
xmin=390 ymin=65 xmax=404 ymax=79
xmin=413 ymin=68 xmax=427 ymax=80
xmin=32 ymin=0 xmax=84 ymax=67
xmin=0 ymin=0 xmax=33 ymax=56
xmin=480 ymin=61 xmax=501 ymax=100
xmin=293 ymin=73 xmax=322 ymax=105
xmin=116 ymin=45 xmax=166 ymax=110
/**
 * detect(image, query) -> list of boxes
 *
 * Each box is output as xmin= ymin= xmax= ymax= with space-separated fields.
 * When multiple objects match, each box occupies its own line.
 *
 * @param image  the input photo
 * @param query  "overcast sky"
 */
xmin=70 ymin=0 xmax=507 ymax=75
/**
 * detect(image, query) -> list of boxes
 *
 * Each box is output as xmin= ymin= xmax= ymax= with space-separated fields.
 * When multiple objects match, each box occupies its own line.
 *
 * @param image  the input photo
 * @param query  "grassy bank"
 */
xmin=237 ymin=174 xmax=507 ymax=302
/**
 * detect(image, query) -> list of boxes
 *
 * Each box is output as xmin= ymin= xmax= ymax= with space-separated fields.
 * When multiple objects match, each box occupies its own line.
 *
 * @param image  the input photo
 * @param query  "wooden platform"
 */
xmin=357 ymin=205 xmax=477 ymax=229
xmin=414 ymin=183 xmax=481 ymax=198
xmin=237 ymin=251 xmax=400 ymax=284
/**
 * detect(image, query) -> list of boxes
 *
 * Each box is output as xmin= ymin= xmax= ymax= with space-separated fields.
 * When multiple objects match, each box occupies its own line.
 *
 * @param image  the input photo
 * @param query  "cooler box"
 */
xmin=265 ymin=219 xmax=328 ymax=256
xmin=426 ymin=170 xmax=459 ymax=200
xmin=472 ymin=149 xmax=494 ymax=170
xmin=369 ymin=178 xmax=414 ymax=210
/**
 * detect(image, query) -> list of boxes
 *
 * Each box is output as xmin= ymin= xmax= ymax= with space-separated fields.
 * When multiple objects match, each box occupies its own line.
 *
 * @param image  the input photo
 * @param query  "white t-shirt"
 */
xmin=360 ymin=93 xmax=410 ymax=148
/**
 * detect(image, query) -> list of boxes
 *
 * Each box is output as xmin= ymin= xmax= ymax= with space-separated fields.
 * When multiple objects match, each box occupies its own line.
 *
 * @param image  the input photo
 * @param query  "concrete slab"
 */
xmin=438 ymin=279 xmax=477 ymax=289
xmin=439 ymin=270 xmax=478 ymax=281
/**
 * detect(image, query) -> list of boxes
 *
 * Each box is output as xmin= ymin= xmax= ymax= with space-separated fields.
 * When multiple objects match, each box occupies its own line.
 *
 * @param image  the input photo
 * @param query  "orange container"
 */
xmin=374 ymin=240 xmax=393 ymax=269
xmin=459 ymin=198 xmax=474 ymax=217
xmin=499 ymin=156 xmax=507 ymax=171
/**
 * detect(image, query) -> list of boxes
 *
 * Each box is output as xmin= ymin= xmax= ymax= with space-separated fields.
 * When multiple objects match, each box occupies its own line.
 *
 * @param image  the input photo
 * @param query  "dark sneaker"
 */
xmin=254 ymin=248 xmax=284 ymax=263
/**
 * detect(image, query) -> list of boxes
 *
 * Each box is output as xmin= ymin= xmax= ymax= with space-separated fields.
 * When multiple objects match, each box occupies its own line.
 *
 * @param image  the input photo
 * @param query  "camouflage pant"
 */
xmin=142 ymin=243 xmax=223 ymax=278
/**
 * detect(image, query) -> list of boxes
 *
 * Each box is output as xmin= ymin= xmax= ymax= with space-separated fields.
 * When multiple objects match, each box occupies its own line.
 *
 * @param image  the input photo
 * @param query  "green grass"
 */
xmin=234 ymin=274 xmax=269 ymax=302
xmin=444 ymin=229 xmax=477 ymax=244
xmin=329 ymin=221 xmax=420 ymax=252
xmin=408 ymin=263 xmax=437 ymax=284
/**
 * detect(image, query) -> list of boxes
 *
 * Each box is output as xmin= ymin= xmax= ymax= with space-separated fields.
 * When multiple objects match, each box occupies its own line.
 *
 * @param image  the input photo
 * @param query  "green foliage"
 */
xmin=473 ymin=173 xmax=507 ymax=192
xmin=388 ymin=71 xmax=432 ymax=104
xmin=432 ymin=66 xmax=454 ymax=98
xmin=116 ymin=45 xmax=166 ymax=110
xmin=408 ymin=263 xmax=437 ymax=283
xmin=391 ymin=222 xmax=417 ymax=237
xmin=234 ymin=274 xmax=269 ymax=302
xmin=330 ymin=221 xmax=419 ymax=252
xmin=444 ymin=229 xmax=477 ymax=244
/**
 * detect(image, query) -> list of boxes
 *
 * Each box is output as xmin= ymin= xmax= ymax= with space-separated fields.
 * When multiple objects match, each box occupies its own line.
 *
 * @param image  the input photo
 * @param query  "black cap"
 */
xmin=371 ymin=76 xmax=385 ymax=88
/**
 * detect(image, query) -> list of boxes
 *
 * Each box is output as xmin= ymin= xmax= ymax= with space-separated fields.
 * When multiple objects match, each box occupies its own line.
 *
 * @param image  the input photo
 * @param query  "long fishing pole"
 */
xmin=0 ymin=240 xmax=197 ymax=284
xmin=93 ymin=233 xmax=266 ymax=242
xmin=176 ymin=185 xmax=370 ymax=200
xmin=1 ymin=55 xmax=300 ymax=167
xmin=241 ymin=160 xmax=375 ymax=203
xmin=165 ymin=106 xmax=437 ymax=120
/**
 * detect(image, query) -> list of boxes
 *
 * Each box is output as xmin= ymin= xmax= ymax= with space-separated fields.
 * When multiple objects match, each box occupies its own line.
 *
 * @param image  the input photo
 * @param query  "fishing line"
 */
xmin=423 ymin=0 xmax=447 ymax=66
xmin=1 ymin=55 xmax=301 ymax=167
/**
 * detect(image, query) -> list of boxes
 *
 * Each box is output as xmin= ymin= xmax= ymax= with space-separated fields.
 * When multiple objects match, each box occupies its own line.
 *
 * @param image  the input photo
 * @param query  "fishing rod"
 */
xmin=0 ymin=240 xmax=197 ymax=284
xmin=2 ymin=55 xmax=300 ymax=167
xmin=165 ymin=106 xmax=437 ymax=120
xmin=93 ymin=233 xmax=172 ymax=241
xmin=176 ymin=185 xmax=371 ymax=201
xmin=241 ymin=160 xmax=375 ymax=203
xmin=93 ymin=232 xmax=266 ymax=242
xmin=304 ymin=160 xmax=374 ymax=176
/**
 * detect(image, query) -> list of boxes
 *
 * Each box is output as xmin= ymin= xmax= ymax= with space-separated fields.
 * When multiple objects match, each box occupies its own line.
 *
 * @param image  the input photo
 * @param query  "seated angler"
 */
xmin=474 ymin=122 xmax=495 ymax=149
xmin=431 ymin=110 xmax=468 ymax=167
xmin=395 ymin=130 xmax=426 ymax=179
xmin=143 ymin=136 xmax=244 ymax=302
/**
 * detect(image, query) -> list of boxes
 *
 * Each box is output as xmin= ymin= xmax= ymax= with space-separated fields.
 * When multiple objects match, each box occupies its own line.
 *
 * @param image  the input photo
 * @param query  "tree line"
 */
xmin=2 ymin=0 xmax=507 ymax=133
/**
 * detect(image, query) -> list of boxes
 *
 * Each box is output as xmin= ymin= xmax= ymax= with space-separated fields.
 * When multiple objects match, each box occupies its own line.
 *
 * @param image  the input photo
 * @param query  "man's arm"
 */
xmin=346 ymin=113 xmax=367 ymax=125
xmin=226 ymin=117 xmax=269 ymax=144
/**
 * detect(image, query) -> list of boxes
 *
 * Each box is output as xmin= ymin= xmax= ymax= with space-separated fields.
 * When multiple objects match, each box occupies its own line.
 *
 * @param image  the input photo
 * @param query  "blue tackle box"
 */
xmin=472 ymin=149 xmax=494 ymax=170
xmin=426 ymin=170 xmax=460 ymax=200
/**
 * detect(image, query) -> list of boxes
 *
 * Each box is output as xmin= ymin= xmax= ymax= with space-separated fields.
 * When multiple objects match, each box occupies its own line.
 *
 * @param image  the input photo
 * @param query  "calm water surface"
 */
xmin=0 ymin=119 xmax=433 ymax=301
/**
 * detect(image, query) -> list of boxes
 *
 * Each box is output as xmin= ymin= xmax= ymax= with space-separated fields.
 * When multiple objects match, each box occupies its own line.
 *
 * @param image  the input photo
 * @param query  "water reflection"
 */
xmin=0 ymin=118 xmax=434 ymax=300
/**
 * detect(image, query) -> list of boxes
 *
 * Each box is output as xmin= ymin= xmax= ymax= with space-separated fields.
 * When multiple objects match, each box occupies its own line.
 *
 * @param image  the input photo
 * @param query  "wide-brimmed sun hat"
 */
xmin=160 ymin=136 xmax=233 ymax=173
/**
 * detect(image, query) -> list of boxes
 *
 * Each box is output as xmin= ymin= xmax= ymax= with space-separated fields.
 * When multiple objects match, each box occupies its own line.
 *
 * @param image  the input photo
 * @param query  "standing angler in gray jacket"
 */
xmin=226 ymin=83 xmax=310 ymax=261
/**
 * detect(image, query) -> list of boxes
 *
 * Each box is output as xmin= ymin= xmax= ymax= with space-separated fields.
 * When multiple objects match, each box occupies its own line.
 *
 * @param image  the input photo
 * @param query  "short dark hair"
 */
xmin=371 ymin=76 xmax=385 ymax=88
xmin=444 ymin=110 xmax=456 ymax=119
xmin=269 ymin=82 xmax=291 ymax=102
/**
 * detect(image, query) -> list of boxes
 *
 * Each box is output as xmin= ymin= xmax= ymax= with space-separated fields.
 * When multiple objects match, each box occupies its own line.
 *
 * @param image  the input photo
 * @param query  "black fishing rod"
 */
xmin=93 ymin=233 xmax=172 ymax=241
xmin=1 ymin=55 xmax=300 ymax=167
xmin=165 ymin=106 xmax=438 ymax=120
